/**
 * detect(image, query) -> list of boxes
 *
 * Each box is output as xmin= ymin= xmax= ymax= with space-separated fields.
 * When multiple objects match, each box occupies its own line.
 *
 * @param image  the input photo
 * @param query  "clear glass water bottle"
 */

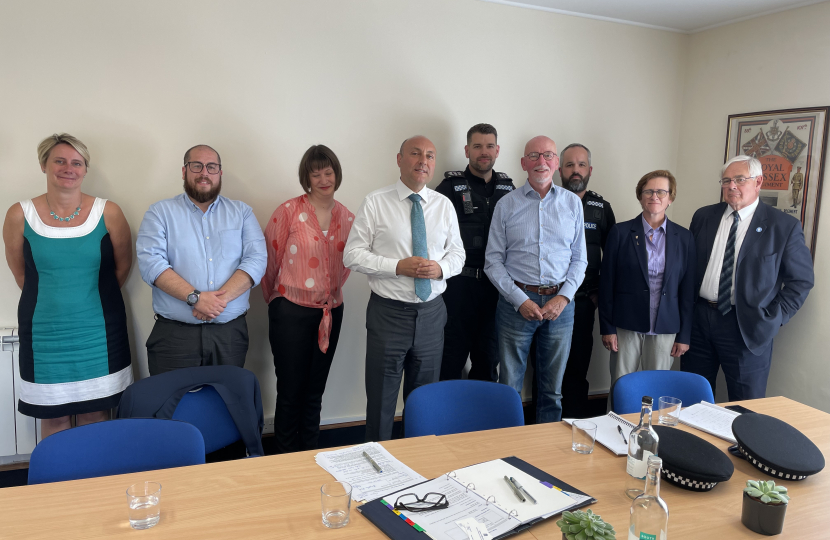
xmin=625 ymin=396 xmax=659 ymax=499
xmin=629 ymin=455 xmax=669 ymax=540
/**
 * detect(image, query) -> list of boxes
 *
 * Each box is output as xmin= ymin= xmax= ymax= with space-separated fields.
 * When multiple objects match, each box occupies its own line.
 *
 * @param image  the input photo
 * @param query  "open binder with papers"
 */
xmin=358 ymin=456 xmax=596 ymax=540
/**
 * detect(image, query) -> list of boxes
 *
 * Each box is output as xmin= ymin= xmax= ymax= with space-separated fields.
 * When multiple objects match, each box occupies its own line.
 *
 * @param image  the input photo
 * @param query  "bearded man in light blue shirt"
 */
xmin=137 ymin=144 xmax=267 ymax=375
xmin=485 ymin=136 xmax=587 ymax=422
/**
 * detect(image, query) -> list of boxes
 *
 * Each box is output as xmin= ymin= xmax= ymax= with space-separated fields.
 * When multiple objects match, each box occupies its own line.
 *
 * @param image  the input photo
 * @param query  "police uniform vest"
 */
xmin=441 ymin=169 xmax=514 ymax=269
xmin=580 ymin=190 xmax=613 ymax=295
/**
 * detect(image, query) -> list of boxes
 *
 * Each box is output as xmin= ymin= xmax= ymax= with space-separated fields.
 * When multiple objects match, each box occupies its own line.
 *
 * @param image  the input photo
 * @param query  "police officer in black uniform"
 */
xmin=436 ymin=124 xmax=515 ymax=382
xmin=557 ymin=143 xmax=615 ymax=417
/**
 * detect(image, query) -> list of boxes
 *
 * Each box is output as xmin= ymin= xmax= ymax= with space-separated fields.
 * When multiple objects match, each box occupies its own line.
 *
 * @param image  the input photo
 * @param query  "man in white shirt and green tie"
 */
xmin=344 ymin=136 xmax=465 ymax=441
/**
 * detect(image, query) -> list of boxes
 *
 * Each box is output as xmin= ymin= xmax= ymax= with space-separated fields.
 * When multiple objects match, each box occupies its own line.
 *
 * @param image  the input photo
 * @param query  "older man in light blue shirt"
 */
xmin=485 ymin=136 xmax=587 ymax=422
xmin=137 ymin=144 xmax=266 ymax=375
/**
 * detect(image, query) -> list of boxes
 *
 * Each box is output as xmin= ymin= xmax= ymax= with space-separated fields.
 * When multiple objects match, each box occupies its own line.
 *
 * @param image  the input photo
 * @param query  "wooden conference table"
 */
xmin=1 ymin=396 xmax=827 ymax=539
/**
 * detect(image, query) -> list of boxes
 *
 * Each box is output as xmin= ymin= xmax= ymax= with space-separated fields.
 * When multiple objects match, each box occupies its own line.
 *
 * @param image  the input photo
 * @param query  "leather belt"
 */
xmin=514 ymin=281 xmax=563 ymax=296
xmin=459 ymin=266 xmax=486 ymax=279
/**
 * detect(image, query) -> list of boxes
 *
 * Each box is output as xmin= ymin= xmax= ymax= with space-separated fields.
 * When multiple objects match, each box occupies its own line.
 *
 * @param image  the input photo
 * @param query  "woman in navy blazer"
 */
xmin=598 ymin=170 xmax=696 ymax=384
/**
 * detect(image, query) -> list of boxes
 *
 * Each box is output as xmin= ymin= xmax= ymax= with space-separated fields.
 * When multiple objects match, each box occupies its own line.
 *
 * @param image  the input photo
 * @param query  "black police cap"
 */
xmin=653 ymin=426 xmax=734 ymax=491
xmin=731 ymin=413 xmax=825 ymax=480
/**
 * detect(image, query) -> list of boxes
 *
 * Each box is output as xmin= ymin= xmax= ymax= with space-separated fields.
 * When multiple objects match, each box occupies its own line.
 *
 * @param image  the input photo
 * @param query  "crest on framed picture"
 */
xmin=725 ymin=107 xmax=829 ymax=257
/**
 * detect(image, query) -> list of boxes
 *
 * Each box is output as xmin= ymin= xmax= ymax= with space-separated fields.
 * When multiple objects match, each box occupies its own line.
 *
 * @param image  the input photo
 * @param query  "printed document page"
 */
xmin=678 ymin=402 xmax=739 ymax=443
xmin=315 ymin=442 xmax=426 ymax=502
xmin=382 ymin=474 xmax=519 ymax=540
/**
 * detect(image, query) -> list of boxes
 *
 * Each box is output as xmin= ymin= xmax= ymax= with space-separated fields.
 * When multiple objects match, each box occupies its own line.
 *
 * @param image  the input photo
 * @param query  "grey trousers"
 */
xmin=609 ymin=327 xmax=675 ymax=385
xmin=364 ymin=293 xmax=446 ymax=442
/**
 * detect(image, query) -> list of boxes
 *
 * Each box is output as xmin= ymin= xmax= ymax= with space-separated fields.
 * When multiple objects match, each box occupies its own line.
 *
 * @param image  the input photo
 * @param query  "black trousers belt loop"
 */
xmin=513 ymin=281 xmax=564 ymax=296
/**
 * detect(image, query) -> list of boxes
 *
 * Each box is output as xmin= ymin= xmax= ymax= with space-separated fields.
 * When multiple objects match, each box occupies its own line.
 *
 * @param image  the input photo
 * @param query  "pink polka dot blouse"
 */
xmin=262 ymin=194 xmax=355 ymax=352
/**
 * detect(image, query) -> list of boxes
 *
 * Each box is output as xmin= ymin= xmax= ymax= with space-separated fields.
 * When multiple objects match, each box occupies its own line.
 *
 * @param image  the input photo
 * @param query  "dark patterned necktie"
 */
xmin=408 ymin=194 xmax=431 ymax=301
xmin=717 ymin=211 xmax=740 ymax=315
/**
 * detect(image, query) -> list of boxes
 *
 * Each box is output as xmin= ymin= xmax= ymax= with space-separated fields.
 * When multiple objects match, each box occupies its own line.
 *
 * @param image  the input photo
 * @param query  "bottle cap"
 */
xmin=642 ymin=396 xmax=653 ymax=406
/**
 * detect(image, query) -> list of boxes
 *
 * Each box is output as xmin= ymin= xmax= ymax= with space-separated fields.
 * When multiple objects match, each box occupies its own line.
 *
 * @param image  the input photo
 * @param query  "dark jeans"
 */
xmin=439 ymin=274 xmax=499 ymax=382
xmin=559 ymin=294 xmax=597 ymax=418
xmin=364 ymin=293 xmax=446 ymax=442
xmin=147 ymin=314 xmax=248 ymax=376
xmin=269 ymin=298 xmax=344 ymax=454
xmin=681 ymin=302 xmax=772 ymax=401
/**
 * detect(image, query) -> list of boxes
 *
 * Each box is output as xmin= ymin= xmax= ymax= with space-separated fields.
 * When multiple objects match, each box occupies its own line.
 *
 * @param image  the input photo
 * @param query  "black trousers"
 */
xmin=559 ymin=295 xmax=597 ymax=418
xmin=439 ymin=274 xmax=499 ymax=382
xmin=147 ymin=314 xmax=248 ymax=376
xmin=364 ymin=293 xmax=446 ymax=442
xmin=269 ymin=298 xmax=344 ymax=454
xmin=681 ymin=302 xmax=772 ymax=401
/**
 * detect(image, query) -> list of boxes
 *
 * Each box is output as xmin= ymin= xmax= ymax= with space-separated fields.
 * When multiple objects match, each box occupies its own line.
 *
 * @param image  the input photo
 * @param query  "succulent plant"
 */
xmin=556 ymin=509 xmax=616 ymax=540
xmin=744 ymin=480 xmax=790 ymax=505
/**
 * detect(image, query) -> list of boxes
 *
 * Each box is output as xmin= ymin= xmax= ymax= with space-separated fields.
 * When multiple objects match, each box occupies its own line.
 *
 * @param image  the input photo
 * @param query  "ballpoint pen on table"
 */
xmin=618 ymin=425 xmax=628 ymax=444
xmin=504 ymin=476 xmax=526 ymax=502
xmin=362 ymin=451 xmax=383 ymax=473
xmin=509 ymin=477 xmax=537 ymax=505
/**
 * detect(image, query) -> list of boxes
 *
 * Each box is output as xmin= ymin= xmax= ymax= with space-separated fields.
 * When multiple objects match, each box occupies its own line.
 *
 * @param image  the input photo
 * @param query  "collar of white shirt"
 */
xmin=395 ymin=178 xmax=432 ymax=203
xmin=724 ymin=197 xmax=759 ymax=221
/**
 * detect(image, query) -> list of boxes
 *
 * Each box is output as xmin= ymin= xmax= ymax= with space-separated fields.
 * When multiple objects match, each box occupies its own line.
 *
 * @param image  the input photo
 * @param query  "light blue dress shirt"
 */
xmin=485 ymin=182 xmax=587 ymax=309
xmin=641 ymin=215 xmax=667 ymax=335
xmin=137 ymin=193 xmax=267 ymax=324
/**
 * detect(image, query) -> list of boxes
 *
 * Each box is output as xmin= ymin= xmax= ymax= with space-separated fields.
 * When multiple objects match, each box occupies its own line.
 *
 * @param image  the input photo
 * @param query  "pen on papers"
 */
xmin=362 ymin=451 xmax=383 ymax=473
xmin=509 ymin=477 xmax=537 ymax=505
xmin=618 ymin=425 xmax=628 ymax=445
xmin=504 ymin=476 xmax=526 ymax=502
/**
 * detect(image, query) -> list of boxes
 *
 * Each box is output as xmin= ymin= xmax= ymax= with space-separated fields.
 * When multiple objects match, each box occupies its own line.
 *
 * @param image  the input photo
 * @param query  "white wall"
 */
xmin=674 ymin=2 xmax=830 ymax=412
xmin=0 ymin=0 xmax=689 ymax=424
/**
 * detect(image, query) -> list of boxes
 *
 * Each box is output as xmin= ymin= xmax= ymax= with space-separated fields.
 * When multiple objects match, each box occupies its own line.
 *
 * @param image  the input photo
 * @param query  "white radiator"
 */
xmin=0 ymin=328 xmax=41 ymax=465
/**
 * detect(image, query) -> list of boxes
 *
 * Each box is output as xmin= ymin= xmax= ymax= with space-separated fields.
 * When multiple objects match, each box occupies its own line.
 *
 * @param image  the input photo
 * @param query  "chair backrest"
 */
xmin=172 ymin=385 xmax=243 ymax=454
xmin=404 ymin=380 xmax=524 ymax=438
xmin=611 ymin=371 xmax=715 ymax=414
xmin=28 ymin=418 xmax=205 ymax=485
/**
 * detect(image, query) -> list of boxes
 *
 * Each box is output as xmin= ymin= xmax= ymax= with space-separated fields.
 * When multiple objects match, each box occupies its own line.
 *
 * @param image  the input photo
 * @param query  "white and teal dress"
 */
xmin=17 ymin=198 xmax=133 ymax=418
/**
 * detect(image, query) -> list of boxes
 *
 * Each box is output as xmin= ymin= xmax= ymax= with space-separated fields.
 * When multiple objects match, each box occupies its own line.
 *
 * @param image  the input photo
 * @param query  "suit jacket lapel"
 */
xmin=738 ymin=202 xmax=768 ymax=265
xmin=663 ymin=219 xmax=678 ymax=289
xmin=632 ymin=218 xmax=649 ymax=285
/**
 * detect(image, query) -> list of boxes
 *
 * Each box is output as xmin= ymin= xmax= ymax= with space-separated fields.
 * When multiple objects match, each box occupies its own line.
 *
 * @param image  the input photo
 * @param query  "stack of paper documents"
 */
xmin=315 ymin=442 xmax=426 ymax=502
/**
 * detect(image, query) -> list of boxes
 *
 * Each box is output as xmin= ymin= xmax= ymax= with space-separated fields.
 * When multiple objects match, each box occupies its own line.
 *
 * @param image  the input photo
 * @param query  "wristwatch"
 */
xmin=186 ymin=290 xmax=201 ymax=307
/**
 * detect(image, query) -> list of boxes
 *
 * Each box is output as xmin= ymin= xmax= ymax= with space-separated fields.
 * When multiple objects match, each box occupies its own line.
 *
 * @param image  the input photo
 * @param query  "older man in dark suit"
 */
xmin=682 ymin=155 xmax=814 ymax=400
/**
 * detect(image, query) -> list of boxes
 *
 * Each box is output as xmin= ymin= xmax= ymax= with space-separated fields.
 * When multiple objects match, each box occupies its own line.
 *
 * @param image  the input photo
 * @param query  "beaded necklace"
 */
xmin=46 ymin=195 xmax=81 ymax=222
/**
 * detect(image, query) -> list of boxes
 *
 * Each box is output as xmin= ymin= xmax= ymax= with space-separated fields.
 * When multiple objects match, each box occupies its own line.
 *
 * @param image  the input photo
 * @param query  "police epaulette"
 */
xmin=495 ymin=172 xmax=511 ymax=180
xmin=444 ymin=171 xmax=464 ymax=178
xmin=587 ymin=190 xmax=603 ymax=199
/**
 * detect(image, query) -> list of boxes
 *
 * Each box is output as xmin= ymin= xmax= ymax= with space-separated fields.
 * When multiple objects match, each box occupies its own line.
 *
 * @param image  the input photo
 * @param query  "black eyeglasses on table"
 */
xmin=393 ymin=492 xmax=449 ymax=512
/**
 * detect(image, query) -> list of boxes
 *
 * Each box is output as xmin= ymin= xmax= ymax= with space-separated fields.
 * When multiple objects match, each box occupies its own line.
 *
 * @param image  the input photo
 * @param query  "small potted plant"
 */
xmin=556 ymin=509 xmax=616 ymax=540
xmin=741 ymin=479 xmax=790 ymax=535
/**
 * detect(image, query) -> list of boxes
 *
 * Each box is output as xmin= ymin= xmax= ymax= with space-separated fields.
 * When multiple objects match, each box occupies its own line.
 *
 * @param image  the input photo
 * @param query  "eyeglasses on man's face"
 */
xmin=393 ymin=492 xmax=449 ymax=512
xmin=186 ymin=161 xmax=222 ymax=174
xmin=720 ymin=176 xmax=756 ymax=186
xmin=641 ymin=189 xmax=670 ymax=199
xmin=524 ymin=151 xmax=557 ymax=162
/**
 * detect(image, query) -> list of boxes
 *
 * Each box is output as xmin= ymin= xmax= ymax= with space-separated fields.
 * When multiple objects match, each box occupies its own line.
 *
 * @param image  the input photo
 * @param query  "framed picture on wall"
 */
xmin=724 ymin=107 xmax=829 ymax=257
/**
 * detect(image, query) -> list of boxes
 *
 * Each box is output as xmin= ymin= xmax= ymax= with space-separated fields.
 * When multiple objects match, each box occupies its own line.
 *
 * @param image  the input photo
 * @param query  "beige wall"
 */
xmin=1 ymin=0 xmax=691 ymax=425
xmin=674 ymin=2 xmax=830 ymax=412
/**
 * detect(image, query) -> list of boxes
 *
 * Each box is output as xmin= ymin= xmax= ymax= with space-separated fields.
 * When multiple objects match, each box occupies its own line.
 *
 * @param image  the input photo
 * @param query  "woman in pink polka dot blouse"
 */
xmin=262 ymin=145 xmax=355 ymax=453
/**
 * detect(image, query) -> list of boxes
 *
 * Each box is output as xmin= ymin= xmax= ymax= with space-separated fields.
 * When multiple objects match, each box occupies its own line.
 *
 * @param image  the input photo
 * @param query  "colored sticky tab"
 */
xmin=413 ymin=524 xmax=425 ymax=532
xmin=405 ymin=518 xmax=415 ymax=526
xmin=541 ymin=481 xmax=555 ymax=489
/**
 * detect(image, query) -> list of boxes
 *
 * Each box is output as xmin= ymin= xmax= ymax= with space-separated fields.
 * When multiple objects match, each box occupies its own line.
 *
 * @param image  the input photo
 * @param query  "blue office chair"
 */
xmin=404 ymin=380 xmax=525 ymax=437
xmin=173 ymin=385 xmax=243 ymax=454
xmin=611 ymin=371 xmax=715 ymax=414
xmin=28 ymin=418 xmax=205 ymax=485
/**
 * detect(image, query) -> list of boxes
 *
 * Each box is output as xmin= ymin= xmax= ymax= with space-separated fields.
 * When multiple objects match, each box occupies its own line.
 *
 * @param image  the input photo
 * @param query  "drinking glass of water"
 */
xmin=126 ymin=481 xmax=161 ymax=530
xmin=321 ymin=481 xmax=352 ymax=528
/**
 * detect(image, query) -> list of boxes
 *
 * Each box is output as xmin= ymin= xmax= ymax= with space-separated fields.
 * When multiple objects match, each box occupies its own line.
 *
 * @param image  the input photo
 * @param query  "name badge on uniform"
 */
xmin=462 ymin=190 xmax=474 ymax=214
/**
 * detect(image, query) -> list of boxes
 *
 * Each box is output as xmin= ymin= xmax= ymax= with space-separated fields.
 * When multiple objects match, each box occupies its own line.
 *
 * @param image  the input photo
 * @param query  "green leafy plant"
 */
xmin=744 ymin=480 xmax=790 ymax=505
xmin=556 ymin=509 xmax=616 ymax=540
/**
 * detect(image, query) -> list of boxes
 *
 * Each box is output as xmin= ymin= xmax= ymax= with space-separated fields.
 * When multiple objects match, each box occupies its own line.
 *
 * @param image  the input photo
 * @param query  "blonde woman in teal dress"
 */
xmin=2 ymin=134 xmax=133 ymax=439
